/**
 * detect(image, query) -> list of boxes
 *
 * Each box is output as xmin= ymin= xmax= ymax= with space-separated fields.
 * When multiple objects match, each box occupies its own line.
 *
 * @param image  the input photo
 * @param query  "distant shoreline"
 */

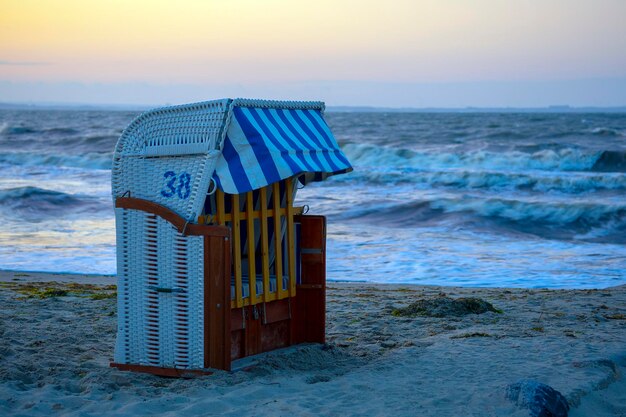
xmin=2 ymin=101 xmax=626 ymax=113
xmin=2 ymin=269 xmax=624 ymax=291
xmin=0 ymin=269 xmax=115 ymax=285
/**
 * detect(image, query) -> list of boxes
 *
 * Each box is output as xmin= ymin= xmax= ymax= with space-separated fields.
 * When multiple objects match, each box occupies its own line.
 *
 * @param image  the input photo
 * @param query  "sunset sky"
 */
xmin=1 ymin=0 xmax=625 ymax=107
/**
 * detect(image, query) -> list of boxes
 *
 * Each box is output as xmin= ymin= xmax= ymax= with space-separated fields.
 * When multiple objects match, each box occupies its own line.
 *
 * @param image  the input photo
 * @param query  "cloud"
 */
xmin=0 ymin=60 xmax=50 ymax=66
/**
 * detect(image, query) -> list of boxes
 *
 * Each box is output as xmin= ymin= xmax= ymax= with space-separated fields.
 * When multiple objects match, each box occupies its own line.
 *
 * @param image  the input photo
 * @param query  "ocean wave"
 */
xmin=0 ymin=124 xmax=81 ymax=136
xmin=0 ymin=134 xmax=117 ymax=155
xmin=340 ymin=196 xmax=626 ymax=243
xmin=342 ymin=143 xmax=626 ymax=173
xmin=42 ymin=127 xmax=80 ymax=135
xmin=81 ymin=134 xmax=118 ymax=146
xmin=432 ymin=197 xmax=625 ymax=225
xmin=0 ymin=152 xmax=112 ymax=170
xmin=338 ymin=200 xmax=444 ymax=227
xmin=484 ymin=130 xmax=529 ymax=140
xmin=0 ymin=186 xmax=107 ymax=219
xmin=591 ymin=150 xmax=626 ymax=172
xmin=590 ymin=127 xmax=625 ymax=137
xmin=0 ymin=121 xmax=116 ymax=154
xmin=1 ymin=126 xmax=37 ymax=135
xmin=339 ymin=168 xmax=626 ymax=193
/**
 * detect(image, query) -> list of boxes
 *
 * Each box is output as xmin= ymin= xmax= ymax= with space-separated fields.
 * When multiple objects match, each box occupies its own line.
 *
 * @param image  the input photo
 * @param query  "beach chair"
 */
xmin=110 ymin=99 xmax=352 ymax=375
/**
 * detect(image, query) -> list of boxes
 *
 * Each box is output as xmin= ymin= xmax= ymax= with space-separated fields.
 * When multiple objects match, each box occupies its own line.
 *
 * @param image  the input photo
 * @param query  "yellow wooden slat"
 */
xmin=245 ymin=191 xmax=257 ymax=304
xmin=272 ymin=182 xmax=285 ymax=300
xmin=232 ymin=193 xmax=243 ymax=308
xmin=216 ymin=190 xmax=225 ymax=226
xmin=217 ymin=191 xmax=236 ymax=308
xmin=285 ymin=178 xmax=297 ymax=297
xmin=259 ymin=187 xmax=274 ymax=303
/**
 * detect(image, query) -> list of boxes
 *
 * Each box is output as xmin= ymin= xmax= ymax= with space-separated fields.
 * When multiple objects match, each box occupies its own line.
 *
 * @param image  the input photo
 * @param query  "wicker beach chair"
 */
xmin=110 ymin=99 xmax=352 ymax=375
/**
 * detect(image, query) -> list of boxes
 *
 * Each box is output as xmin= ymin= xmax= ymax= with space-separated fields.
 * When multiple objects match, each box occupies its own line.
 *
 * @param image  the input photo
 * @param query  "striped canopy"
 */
xmin=213 ymin=101 xmax=352 ymax=194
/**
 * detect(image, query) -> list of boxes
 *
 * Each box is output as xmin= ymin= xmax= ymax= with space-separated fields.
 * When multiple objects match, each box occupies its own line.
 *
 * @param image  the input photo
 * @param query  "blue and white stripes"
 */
xmin=213 ymin=105 xmax=352 ymax=194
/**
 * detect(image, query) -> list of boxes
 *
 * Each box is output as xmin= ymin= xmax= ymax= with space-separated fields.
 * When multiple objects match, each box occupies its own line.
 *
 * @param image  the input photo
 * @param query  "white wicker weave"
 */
xmin=112 ymin=99 xmax=230 ymax=222
xmin=113 ymin=208 xmax=204 ymax=369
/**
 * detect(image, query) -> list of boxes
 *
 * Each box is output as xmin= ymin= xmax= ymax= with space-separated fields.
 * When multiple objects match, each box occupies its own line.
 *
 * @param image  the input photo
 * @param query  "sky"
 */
xmin=1 ymin=0 xmax=626 ymax=108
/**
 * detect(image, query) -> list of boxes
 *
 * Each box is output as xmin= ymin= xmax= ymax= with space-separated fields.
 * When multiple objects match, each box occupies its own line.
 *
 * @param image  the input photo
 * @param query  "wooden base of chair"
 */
xmin=109 ymin=362 xmax=213 ymax=378
xmin=110 ymin=212 xmax=326 ymax=377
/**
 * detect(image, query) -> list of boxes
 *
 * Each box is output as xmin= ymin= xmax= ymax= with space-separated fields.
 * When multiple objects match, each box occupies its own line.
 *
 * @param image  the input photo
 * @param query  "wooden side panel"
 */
xmin=230 ymin=329 xmax=244 ymax=361
xmin=292 ymin=215 xmax=327 ymax=344
xmin=260 ymin=321 xmax=290 ymax=353
xmin=204 ymin=234 xmax=232 ymax=371
xmin=230 ymin=308 xmax=244 ymax=331
xmin=229 ymin=299 xmax=293 ymax=360
xmin=263 ymin=298 xmax=291 ymax=324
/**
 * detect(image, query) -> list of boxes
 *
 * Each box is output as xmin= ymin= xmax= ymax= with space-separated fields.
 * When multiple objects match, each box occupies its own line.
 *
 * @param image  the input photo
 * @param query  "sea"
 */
xmin=1 ymin=108 xmax=625 ymax=288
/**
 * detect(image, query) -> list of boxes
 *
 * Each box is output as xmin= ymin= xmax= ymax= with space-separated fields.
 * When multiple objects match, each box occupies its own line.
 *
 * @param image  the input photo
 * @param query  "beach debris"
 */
xmin=450 ymin=332 xmax=491 ymax=339
xmin=506 ymin=379 xmax=569 ymax=417
xmin=305 ymin=374 xmax=332 ymax=384
xmin=6 ymin=282 xmax=117 ymax=300
xmin=391 ymin=296 xmax=501 ymax=318
xmin=17 ymin=287 xmax=69 ymax=299
xmin=603 ymin=313 xmax=625 ymax=320
xmin=89 ymin=292 xmax=117 ymax=300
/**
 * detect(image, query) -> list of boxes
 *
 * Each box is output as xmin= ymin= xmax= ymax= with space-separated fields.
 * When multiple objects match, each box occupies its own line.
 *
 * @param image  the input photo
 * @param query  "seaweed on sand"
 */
xmin=392 ymin=296 xmax=502 ymax=318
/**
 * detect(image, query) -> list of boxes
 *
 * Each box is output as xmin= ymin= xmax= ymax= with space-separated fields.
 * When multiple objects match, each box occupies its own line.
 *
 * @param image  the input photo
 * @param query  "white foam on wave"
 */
xmin=591 ymin=127 xmax=626 ymax=136
xmin=337 ymin=168 xmax=626 ymax=194
xmin=342 ymin=143 xmax=602 ymax=173
xmin=430 ymin=195 xmax=626 ymax=226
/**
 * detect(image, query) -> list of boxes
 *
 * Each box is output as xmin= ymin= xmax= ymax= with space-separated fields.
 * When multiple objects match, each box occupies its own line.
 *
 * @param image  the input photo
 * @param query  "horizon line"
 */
xmin=1 ymin=101 xmax=626 ymax=113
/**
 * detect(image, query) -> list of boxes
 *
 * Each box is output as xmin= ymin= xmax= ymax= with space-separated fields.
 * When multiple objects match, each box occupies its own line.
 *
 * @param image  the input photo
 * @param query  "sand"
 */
xmin=1 ymin=270 xmax=625 ymax=417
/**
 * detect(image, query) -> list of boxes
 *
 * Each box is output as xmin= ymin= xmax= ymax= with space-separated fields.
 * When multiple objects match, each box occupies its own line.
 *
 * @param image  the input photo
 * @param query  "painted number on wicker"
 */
xmin=161 ymin=171 xmax=191 ymax=199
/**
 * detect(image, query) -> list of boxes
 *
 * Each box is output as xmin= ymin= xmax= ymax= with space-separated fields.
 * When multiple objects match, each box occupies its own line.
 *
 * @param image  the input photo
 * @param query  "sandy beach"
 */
xmin=1 ymin=270 xmax=625 ymax=417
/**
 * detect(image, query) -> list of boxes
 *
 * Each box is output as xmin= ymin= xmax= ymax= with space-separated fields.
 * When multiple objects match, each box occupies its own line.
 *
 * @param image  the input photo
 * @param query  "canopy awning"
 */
xmin=213 ymin=104 xmax=352 ymax=194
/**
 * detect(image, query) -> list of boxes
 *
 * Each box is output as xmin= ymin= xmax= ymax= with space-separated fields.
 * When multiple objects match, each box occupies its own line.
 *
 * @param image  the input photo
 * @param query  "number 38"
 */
xmin=161 ymin=171 xmax=191 ymax=199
